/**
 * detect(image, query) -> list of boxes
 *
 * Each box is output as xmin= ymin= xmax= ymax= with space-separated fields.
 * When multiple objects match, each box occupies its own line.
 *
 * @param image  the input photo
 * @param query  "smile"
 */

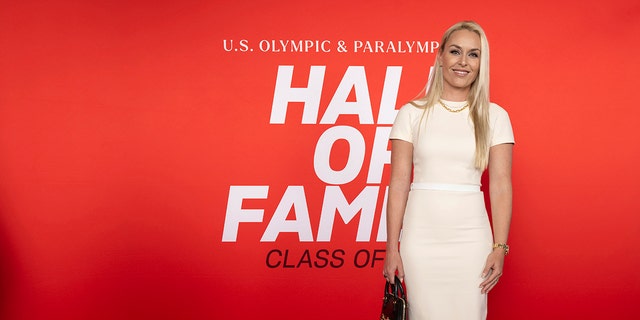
xmin=452 ymin=69 xmax=470 ymax=76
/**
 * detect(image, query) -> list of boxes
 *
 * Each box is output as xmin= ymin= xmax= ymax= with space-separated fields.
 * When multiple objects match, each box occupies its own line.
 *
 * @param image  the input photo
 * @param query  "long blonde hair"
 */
xmin=411 ymin=21 xmax=491 ymax=170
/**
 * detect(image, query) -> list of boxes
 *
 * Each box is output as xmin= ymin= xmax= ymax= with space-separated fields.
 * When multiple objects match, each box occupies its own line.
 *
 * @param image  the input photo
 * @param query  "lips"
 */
xmin=452 ymin=69 xmax=470 ymax=76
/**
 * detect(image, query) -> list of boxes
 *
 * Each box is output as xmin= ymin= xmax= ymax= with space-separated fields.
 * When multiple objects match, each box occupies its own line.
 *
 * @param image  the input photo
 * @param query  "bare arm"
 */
xmin=383 ymin=139 xmax=413 ymax=283
xmin=480 ymin=143 xmax=513 ymax=293
xmin=489 ymin=143 xmax=513 ymax=247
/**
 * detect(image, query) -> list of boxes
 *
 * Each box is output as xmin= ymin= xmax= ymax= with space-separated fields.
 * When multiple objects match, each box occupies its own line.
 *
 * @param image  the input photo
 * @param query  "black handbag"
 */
xmin=380 ymin=276 xmax=407 ymax=320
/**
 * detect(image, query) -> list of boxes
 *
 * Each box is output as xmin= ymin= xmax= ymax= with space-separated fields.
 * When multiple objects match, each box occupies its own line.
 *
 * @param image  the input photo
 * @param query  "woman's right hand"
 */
xmin=383 ymin=250 xmax=404 ymax=284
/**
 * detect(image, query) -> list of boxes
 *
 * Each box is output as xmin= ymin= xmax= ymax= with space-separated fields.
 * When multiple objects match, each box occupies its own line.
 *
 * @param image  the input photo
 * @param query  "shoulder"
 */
xmin=489 ymin=102 xmax=509 ymax=117
xmin=390 ymin=102 xmax=427 ymax=141
xmin=398 ymin=102 xmax=425 ymax=114
xmin=488 ymin=101 xmax=515 ymax=143
xmin=393 ymin=102 xmax=425 ymax=123
xmin=489 ymin=102 xmax=512 ymax=123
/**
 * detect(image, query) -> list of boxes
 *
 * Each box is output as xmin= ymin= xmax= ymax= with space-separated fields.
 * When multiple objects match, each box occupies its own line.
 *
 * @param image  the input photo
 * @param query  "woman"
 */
xmin=383 ymin=21 xmax=514 ymax=319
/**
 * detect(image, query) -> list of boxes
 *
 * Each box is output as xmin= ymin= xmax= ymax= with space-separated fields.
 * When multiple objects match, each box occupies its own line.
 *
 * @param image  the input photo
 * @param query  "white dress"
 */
xmin=389 ymin=100 xmax=514 ymax=320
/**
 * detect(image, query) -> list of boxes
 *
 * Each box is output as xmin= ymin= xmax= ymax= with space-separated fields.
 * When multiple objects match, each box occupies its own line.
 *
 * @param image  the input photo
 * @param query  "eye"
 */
xmin=469 ymin=51 xmax=480 ymax=58
xmin=450 ymin=49 xmax=461 ymax=55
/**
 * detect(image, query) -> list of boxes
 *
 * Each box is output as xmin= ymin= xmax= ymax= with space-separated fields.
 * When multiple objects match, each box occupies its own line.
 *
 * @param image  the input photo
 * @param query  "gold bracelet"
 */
xmin=493 ymin=243 xmax=510 ymax=255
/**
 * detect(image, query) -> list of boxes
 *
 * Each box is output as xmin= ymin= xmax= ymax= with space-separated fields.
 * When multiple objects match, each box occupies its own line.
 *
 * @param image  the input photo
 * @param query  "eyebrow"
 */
xmin=448 ymin=44 xmax=481 ymax=52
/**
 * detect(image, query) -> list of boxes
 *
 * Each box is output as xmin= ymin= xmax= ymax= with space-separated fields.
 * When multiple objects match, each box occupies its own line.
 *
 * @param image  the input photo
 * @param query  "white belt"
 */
xmin=411 ymin=182 xmax=480 ymax=192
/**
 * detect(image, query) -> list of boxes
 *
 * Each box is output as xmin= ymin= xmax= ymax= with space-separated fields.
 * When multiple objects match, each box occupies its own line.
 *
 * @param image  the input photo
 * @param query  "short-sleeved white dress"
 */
xmin=389 ymin=100 xmax=514 ymax=320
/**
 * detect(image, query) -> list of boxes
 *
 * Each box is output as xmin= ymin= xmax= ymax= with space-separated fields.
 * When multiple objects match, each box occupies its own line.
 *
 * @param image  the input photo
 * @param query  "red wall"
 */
xmin=1 ymin=0 xmax=639 ymax=319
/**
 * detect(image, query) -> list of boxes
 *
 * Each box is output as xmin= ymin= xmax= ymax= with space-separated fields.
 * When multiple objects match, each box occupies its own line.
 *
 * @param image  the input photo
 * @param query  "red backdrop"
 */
xmin=1 ymin=0 xmax=639 ymax=319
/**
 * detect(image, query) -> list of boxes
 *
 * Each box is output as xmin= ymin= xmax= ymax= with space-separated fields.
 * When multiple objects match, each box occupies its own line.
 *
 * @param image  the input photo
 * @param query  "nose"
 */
xmin=459 ymin=54 xmax=468 ymax=66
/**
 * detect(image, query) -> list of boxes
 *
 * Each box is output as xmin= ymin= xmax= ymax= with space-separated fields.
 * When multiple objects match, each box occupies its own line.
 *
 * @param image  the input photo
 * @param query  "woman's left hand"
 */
xmin=479 ymin=250 xmax=505 ymax=294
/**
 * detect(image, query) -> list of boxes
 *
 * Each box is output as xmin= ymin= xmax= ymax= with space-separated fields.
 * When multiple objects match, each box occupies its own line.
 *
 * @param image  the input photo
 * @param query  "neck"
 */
xmin=441 ymin=87 xmax=470 ymax=102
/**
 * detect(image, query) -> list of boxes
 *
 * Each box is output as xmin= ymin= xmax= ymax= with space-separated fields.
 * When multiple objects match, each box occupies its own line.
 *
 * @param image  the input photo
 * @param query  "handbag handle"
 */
xmin=385 ymin=276 xmax=406 ymax=299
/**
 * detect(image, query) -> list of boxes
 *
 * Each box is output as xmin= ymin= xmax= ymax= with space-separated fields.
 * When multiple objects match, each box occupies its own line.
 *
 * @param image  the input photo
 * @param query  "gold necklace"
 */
xmin=439 ymin=99 xmax=469 ymax=113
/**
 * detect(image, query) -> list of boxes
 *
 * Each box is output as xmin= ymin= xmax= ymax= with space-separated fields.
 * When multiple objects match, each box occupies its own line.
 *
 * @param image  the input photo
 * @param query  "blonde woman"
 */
xmin=383 ymin=21 xmax=514 ymax=319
